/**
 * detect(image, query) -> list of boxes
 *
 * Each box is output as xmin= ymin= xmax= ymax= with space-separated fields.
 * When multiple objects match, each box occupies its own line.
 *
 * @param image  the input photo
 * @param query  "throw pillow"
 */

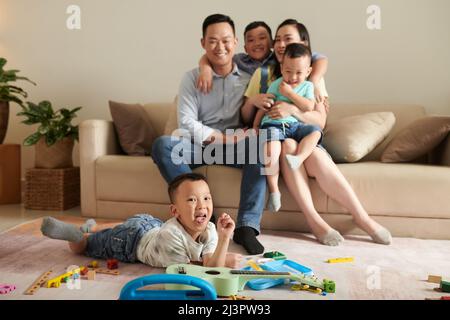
xmin=164 ymin=95 xmax=179 ymax=135
xmin=322 ymin=112 xmax=396 ymax=163
xmin=109 ymin=100 xmax=156 ymax=156
xmin=381 ymin=116 xmax=450 ymax=163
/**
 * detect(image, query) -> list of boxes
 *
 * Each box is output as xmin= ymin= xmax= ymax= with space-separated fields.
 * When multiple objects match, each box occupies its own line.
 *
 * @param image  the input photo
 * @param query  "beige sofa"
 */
xmin=80 ymin=103 xmax=450 ymax=239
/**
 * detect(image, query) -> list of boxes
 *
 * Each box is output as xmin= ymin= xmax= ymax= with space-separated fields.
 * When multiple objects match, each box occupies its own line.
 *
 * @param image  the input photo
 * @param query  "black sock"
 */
xmin=233 ymin=226 xmax=264 ymax=255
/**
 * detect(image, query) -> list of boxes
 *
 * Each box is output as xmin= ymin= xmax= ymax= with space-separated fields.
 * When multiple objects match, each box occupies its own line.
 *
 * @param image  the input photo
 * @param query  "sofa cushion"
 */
xmin=328 ymin=162 xmax=450 ymax=219
xmin=326 ymin=104 xmax=426 ymax=161
xmin=96 ymin=155 xmax=207 ymax=203
xmin=109 ymin=101 xmax=156 ymax=156
xmin=323 ymin=112 xmax=396 ymax=162
xmin=381 ymin=116 xmax=450 ymax=163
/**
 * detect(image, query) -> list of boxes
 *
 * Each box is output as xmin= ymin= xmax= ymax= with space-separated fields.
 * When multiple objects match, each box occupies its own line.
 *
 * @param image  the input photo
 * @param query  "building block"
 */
xmin=80 ymin=266 xmax=89 ymax=276
xmin=440 ymin=280 xmax=450 ymax=293
xmin=246 ymin=259 xmax=263 ymax=271
xmin=87 ymin=270 xmax=96 ymax=280
xmin=107 ymin=259 xmax=119 ymax=270
xmin=256 ymin=258 xmax=274 ymax=264
xmin=326 ymin=257 xmax=354 ymax=263
xmin=95 ymin=268 xmax=120 ymax=275
xmin=46 ymin=268 xmax=80 ymax=288
xmin=427 ymin=275 xmax=442 ymax=284
xmin=0 ymin=284 xmax=16 ymax=294
xmin=263 ymin=251 xmax=286 ymax=260
xmin=24 ymin=270 xmax=53 ymax=295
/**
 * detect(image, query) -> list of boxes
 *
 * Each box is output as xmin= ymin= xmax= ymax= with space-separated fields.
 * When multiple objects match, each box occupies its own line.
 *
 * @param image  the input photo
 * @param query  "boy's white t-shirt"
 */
xmin=136 ymin=217 xmax=218 ymax=268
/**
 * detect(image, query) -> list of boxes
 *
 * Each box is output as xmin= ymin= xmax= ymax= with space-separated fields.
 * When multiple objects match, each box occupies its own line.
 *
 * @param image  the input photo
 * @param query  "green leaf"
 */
xmin=0 ymin=58 xmax=6 ymax=69
xmin=70 ymin=106 xmax=82 ymax=114
xmin=45 ymin=134 xmax=57 ymax=146
xmin=23 ymin=132 xmax=42 ymax=146
xmin=38 ymin=125 xmax=49 ymax=135
xmin=16 ymin=76 xmax=37 ymax=86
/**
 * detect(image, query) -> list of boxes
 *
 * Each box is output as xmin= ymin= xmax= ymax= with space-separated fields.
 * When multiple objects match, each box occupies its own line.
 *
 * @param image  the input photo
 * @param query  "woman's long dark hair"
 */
xmin=273 ymin=19 xmax=312 ymax=79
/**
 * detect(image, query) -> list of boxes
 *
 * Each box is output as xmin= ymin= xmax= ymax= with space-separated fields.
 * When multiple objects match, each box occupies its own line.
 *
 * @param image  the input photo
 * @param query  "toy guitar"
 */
xmin=166 ymin=264 xmax=335 ymax=296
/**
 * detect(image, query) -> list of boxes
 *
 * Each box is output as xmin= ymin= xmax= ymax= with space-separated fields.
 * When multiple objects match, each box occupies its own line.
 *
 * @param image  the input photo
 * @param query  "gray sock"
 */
xmin=370 ymin=228 xmax=392 ymax=245
xmin=80 ymin=218 xmax=97 ymax=233
xmin=318 ymin=229 xmax=344 ymax=246
xmin=286 ymin=154 xmax=302 ymax=169
xmin=40 ymin=216 xmax=84 ymax=243
xmin=267 ymin=192 xmax=281 ymax=212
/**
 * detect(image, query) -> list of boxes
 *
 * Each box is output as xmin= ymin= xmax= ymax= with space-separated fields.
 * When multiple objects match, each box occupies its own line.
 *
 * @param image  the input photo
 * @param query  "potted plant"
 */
xmin=0 ymin=57 xmax=36 ymax=144
xmin=17 ymin=100 xmax=82 ymax=169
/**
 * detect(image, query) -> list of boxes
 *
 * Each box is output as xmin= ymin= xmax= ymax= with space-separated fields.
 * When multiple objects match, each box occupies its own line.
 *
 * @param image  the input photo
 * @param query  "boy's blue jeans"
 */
xmin=151 ymin=135 xmax=267 ymax=234
xmin=86 ymin=214 xmax=163 ymax=263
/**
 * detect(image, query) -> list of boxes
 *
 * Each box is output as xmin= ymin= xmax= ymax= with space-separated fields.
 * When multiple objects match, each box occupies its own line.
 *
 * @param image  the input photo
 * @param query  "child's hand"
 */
xmin=225 ymin=253 xmax=243 ymax=269
xmin=279 ymin=81 xmax=293 ymax=98
xmin=250 ymin=94 xmax=275 ymax=111
xmin=216 ymin=213 xmax=235 ymax=239
xmin=196 ymin=69 xmax=213 ymax=94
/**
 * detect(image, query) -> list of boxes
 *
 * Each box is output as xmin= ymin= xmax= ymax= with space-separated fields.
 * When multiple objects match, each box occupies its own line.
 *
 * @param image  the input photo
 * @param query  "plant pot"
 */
xmin=35 ymin=137 xmax=74 ymax=169
xmin=0 ymin=101 xmax=9 ymax=144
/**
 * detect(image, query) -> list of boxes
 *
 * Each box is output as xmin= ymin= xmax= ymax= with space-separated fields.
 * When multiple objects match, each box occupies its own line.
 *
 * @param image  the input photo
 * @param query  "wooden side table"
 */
xmin=0 ymin=144 xmax=21 ymax=204
xmin=25 ymin=167 xmax=80 ymax=210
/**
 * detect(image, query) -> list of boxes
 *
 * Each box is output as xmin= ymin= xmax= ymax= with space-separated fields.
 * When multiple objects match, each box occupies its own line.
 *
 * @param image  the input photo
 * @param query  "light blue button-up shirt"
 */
xmin=177 ymin=64 xmax=251 ymax=144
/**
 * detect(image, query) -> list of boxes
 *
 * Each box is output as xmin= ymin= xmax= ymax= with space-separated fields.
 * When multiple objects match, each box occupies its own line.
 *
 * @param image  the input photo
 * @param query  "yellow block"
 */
xmin=247 ymin=259 xmax=263 ymax=271
xmin=326 ymin=257 xmax=354 ymax=263
xmin=427 ymin=275 xmax=442 ymax=284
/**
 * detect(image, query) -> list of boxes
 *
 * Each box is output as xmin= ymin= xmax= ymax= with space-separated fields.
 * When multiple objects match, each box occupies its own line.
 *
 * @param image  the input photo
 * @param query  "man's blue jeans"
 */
xmin=151 ymin=135 xmax=267 ymax=234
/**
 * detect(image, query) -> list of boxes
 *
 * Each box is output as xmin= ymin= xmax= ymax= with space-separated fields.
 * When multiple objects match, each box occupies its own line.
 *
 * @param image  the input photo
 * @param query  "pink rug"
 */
xmin=1 ymin=216 xmax=449 ymax=300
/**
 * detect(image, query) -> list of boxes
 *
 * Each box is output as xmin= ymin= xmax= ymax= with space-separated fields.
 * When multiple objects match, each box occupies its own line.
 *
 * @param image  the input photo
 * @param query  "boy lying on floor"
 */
xmin=41 ymin=173 xmax=242 ymax=268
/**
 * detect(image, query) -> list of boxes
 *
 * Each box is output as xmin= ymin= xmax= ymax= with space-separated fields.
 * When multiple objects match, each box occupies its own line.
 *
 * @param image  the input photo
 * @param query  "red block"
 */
xmin=107 ymin=259 xmax=119 ymax=270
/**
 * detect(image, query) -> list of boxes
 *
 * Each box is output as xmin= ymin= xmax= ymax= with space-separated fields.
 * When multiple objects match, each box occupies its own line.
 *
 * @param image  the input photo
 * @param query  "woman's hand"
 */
xmin=266 ymin=101 xmax=297 ymax=119
xmin=250 ymin=94 xmax=275 ymax=111
xmin=314 ymin=86 xmax=325 ymax=104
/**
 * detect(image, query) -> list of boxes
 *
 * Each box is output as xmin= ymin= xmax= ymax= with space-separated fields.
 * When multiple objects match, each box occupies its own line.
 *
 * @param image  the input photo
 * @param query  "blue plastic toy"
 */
xmin=119 ymin=274 xmax=217 ymax=300
xmin=244 ymin=259 xmax=314 ymax=290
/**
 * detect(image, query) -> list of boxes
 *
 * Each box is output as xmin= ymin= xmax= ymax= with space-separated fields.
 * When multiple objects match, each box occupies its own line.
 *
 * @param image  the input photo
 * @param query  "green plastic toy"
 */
xmin=263 ymin=251 xmax=287 ymax=260
xmin=440 ymin=280 xmax=450 ymax=293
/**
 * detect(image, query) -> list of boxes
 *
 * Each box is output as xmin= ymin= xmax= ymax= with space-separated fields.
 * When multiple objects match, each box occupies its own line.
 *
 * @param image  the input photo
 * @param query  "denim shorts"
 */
xmin=261 ymin=121 xmax=323 ymax=144
xmin=85 ymin=214 xmax=163 ymax=263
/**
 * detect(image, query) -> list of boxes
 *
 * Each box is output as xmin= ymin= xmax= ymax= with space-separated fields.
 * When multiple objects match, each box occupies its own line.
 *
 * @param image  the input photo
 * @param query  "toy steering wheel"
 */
xmin=119 ymin=274 xmax=217 ymax=300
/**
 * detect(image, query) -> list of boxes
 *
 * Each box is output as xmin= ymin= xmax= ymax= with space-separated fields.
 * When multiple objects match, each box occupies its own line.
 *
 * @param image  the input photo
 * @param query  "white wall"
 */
xmin=1 ymin=0 xmax=449 ymax=176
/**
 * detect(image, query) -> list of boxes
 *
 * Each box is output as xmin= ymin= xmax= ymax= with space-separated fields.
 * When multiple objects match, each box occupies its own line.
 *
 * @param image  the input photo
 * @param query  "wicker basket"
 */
xmin=25 ymin=167 xmax=80 ymax=210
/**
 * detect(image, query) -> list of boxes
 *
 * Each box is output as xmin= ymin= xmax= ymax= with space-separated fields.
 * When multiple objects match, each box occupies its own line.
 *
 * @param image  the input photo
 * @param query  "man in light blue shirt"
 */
xmin=177 ymin=65 xmax=250 ymax=145
xmin=152 ymin=14 xmax=267 ymax=255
